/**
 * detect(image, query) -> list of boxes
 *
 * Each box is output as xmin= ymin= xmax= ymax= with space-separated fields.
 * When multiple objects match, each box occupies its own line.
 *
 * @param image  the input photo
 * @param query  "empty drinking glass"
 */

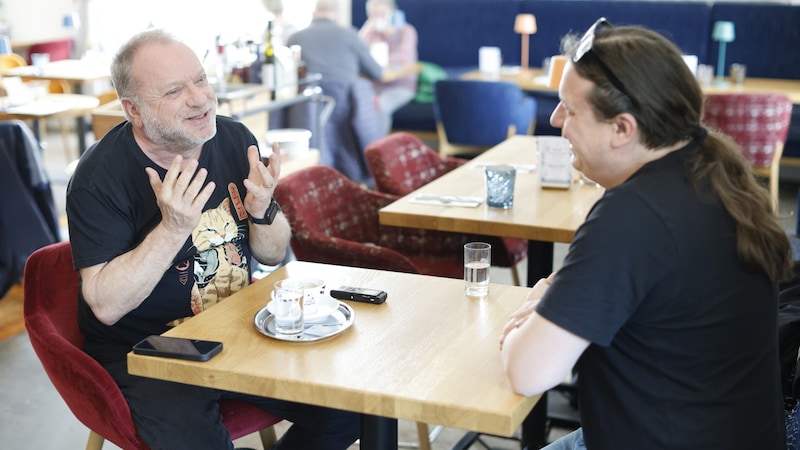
xmin=484 ymin=165 xmax=516 ymax=209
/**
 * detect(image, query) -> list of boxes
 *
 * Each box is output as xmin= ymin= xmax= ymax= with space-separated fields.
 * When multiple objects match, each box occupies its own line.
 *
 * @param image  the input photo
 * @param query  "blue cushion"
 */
xmin=392 ymin=101 xmax=437 ymax=132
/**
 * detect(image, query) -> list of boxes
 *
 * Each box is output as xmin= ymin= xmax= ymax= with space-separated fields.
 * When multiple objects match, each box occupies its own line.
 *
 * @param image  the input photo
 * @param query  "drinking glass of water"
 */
xmin=271 ymin=279 xmax=305 ymax=335
xmin=464 ymin=242 xmax=491 ymax=298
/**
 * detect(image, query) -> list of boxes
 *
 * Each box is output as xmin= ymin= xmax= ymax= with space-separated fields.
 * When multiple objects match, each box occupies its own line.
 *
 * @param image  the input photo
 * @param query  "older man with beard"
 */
xmin=66 ymin=29 xmax=360 ymax=450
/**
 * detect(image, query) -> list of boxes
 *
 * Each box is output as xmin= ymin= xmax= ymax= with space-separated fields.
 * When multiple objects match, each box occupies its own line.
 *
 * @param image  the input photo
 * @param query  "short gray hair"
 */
xmin=111 ymin=29 xmax=180 ymax=103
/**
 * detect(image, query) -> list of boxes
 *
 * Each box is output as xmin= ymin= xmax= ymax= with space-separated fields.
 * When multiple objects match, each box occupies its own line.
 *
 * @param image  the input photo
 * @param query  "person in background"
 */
xmin=358 ymin=0 xmax=418 ymax=136
xmin=499 ymin=20 xmax=792 ymax=450
xmin=66 ymin=29 xmax=359 ymax=450
xmin=287 ymin=0 xmax=384 ymax=186
xmin=288 ymin=0 xmax=382 ymax=85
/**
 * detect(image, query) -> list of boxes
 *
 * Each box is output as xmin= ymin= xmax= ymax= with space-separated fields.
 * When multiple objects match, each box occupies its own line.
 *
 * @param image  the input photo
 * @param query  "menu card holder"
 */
xmin=538 ymin=136 xmax=572 ymax=189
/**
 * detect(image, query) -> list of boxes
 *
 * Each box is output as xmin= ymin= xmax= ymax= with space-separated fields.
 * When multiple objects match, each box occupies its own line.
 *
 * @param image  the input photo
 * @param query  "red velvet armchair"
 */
xmin=23 ymin=241 xmax=282 ymax=450
xmin=274 ymin=164 xmax=516 ymax=279
xmin=365 ymin=132 xmax=528 ymax=285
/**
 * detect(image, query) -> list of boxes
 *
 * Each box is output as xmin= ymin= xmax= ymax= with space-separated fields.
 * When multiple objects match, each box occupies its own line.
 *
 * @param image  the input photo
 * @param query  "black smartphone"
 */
xmin=132 ymin=335 xmax=223 ymax=362
xmin=329 ymin=286 xmax=388 ymax=304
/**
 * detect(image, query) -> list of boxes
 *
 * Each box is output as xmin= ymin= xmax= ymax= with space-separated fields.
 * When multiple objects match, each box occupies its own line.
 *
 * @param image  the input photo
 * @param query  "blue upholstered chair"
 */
xmin=433 ymin=79 xmax=536 ymax=157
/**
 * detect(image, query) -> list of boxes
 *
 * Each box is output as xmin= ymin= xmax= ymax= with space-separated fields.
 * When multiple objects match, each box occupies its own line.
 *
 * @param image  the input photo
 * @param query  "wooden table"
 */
xmin=379 ymin=135 xmax=601 ymax=446
xmin=2 ymin=59 xmax=111 ymax=93
xmin=379 ymin=135 xmax=605 ymax=282
xmin=3 ymin=59 xmax=111 ymax=152
xmin=128 ymin=261 xmax=540 ymax=449
xmin=462 ymin=67 xmax=800 ymax=105
xmin=0 ymin=93 xmax=100 ymax=151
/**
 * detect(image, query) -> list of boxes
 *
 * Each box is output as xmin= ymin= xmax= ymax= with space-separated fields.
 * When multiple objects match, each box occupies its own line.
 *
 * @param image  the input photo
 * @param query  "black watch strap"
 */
xmin=248 ymin=198 xmax=281 ymax=225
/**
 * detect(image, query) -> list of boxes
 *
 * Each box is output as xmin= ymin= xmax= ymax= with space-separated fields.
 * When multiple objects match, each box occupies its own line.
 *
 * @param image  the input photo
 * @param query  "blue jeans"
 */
xmin=543 ymin=428 xmax=586 ymax=450
xmin=105 ymin=359 xmax=360 ymax=450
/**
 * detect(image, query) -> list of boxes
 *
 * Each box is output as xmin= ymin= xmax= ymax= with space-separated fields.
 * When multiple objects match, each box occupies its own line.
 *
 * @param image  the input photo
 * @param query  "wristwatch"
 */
xmin=248 ymin=198 xmax=281 ymax=225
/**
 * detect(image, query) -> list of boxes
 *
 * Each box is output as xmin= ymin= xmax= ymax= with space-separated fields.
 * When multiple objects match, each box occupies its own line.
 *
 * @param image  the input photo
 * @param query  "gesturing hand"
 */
xmin=145 ymin=155 xmax=216 ymax=236
xmin=243 ymin=143 xmax=281 ymax=218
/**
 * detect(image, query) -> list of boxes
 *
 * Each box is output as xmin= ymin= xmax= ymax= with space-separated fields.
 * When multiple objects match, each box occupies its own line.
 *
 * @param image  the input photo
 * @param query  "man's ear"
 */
xmin=610 ymin=112 xmax=638 ymax=148
xmin=121 ymin=98 xmax=141 ymax=126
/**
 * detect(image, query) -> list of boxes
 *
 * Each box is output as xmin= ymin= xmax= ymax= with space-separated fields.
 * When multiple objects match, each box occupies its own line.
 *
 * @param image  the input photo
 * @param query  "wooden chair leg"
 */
xmin=416 ymin=422 xmax=433 ymax=450
xmin=259 ymin=425 xmax=278 ymax=449
xmin=511 ymin=265 xmax=522 ymax=287
xmin=85 ymin=430 xmax=105 ymax=450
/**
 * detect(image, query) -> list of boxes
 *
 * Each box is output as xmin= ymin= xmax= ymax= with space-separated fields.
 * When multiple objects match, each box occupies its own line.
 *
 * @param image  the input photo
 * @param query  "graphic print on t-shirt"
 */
xmin=188 ymin=197 xmax=248 ymax=316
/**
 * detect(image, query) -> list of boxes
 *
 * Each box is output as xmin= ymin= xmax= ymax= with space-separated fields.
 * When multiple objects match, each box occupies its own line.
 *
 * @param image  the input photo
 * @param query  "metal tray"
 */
xmin=254 ymin=301 xmax=354 ymax=343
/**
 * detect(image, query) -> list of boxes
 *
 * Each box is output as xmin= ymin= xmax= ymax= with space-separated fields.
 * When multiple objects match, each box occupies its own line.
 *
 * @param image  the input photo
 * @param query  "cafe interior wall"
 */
xmin=3 ymin=0 xmax=797 ymax=63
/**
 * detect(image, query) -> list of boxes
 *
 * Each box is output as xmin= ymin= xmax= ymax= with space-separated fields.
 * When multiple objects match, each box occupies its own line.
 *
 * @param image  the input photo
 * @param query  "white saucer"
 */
xmin=266 ymin=295 xmax=338 ymax=323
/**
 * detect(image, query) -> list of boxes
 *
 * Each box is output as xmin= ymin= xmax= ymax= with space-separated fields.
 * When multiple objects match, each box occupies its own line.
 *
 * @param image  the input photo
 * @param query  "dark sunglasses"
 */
xmin=574 ymin=18 xmax=637 ymax=108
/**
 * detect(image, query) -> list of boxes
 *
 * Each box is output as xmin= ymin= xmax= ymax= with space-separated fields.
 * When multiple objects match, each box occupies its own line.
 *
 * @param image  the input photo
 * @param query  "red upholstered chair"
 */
xmin=365 ymin=132 xmax=528 ymax=286
xmin=23 ymin=241 xmax=282 ymax=450
xmin=703 ymin=93 xmax=793 ymax=209
xmin=275 ymin=164 xmax=517 ymax=279
xmin=25 ymin=39 xmax=73 ymax=64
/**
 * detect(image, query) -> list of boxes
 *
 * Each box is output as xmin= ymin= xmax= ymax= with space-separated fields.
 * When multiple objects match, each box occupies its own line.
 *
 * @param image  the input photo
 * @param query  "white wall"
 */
xmin=0 ymin=0 xmax=352 ymax=57
xmin=2 ymin=0 xmax=76 ymax=43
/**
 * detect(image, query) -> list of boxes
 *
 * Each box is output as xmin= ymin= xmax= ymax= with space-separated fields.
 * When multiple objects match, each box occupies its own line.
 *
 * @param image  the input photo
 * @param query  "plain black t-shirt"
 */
xmin=67 ymin=116 xmax=259 ymax=364
xmin=537 ymin=143 xmax=786 ymax=449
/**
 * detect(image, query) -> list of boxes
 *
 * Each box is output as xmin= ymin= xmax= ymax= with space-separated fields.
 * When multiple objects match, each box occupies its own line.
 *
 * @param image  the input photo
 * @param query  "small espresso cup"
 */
xmin=301 ymin=277 xmax=326 ymax=316
xmin=271 ymin=279 xmax=305 ymax=335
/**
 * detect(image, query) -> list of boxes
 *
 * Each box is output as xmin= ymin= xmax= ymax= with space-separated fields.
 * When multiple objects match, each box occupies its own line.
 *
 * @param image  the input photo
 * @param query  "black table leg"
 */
xmin=77 ymin=115 xmax=88 ymax=155
xmin=360 ymin=414 xmax=398 ymax=450
xmin=526 ymin=240 xmax=554 ymax=287
xmin=521 ymin=393 xmax=549 ymax=449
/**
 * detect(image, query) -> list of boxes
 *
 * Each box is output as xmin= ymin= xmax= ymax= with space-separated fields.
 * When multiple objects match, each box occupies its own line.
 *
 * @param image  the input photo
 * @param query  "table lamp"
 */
xmin=712 ymin=21 xmax=735 ymax=87
xmin=62 ymin=12 xmax=80 ymax=30
xmin=514 ymin=13 xmax=537 ymax=71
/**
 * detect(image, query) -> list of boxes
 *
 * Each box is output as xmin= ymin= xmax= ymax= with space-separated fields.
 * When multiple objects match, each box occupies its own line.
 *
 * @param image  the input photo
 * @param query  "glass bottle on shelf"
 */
xmin=262 ymin=20 xmax=276 ymax=99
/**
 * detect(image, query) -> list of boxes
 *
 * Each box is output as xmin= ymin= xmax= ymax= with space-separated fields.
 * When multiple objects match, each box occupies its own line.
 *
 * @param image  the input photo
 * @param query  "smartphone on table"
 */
xmin=132 ymin=335 xmax=223 ymax=362
xmin=329 ymin=286 xmax=388 ymax=304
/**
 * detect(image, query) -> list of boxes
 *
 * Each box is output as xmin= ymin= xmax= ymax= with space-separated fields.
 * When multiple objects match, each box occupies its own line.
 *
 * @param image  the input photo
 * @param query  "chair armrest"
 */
xmin=290 ymin=229 xmax=420 ymax=274
xmin=443 ymin=156 xmax=468 ymax=171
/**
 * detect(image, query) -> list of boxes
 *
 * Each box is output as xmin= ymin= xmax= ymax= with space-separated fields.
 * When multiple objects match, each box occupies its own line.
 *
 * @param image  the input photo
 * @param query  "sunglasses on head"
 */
xmin=573 ymin=17 xmax=637 ymax=108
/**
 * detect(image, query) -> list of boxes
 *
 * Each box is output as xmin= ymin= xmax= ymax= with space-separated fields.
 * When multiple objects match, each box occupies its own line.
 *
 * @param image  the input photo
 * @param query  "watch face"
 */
xmin=250 ymin=198 xmax=280 ymax=225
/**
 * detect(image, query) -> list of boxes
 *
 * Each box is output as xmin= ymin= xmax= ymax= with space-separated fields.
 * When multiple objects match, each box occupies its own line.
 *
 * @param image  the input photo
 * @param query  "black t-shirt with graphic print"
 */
xmin=67 ymin=116 xmax=259 ymax=364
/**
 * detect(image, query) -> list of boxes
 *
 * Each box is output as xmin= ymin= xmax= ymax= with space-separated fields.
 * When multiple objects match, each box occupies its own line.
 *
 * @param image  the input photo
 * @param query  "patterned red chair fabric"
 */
xmin=274 ymin=164 xmax=513 ymax=279
xmin=365 ymin=132 xmax=466 ymax=195
xmin=703 ymin=93 xmax=793 ymax=206
xmin=23 ymin=241 xmax=282 ymax=450
xmin=365 ymin=132 xmax=528 ymax=285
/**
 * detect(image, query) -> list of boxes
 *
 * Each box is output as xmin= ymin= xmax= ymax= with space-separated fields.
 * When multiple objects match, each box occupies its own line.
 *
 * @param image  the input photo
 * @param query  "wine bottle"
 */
xmin=262 ymin=21 xmax=276 ymax=99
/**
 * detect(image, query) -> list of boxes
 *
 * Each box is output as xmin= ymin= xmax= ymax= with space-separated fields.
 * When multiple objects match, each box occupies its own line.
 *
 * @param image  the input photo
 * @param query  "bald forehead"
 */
xmin=130 ymin=40 xmax=202 ymax=92
xmin=131 ymin=40 xmax=195 ymax=72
